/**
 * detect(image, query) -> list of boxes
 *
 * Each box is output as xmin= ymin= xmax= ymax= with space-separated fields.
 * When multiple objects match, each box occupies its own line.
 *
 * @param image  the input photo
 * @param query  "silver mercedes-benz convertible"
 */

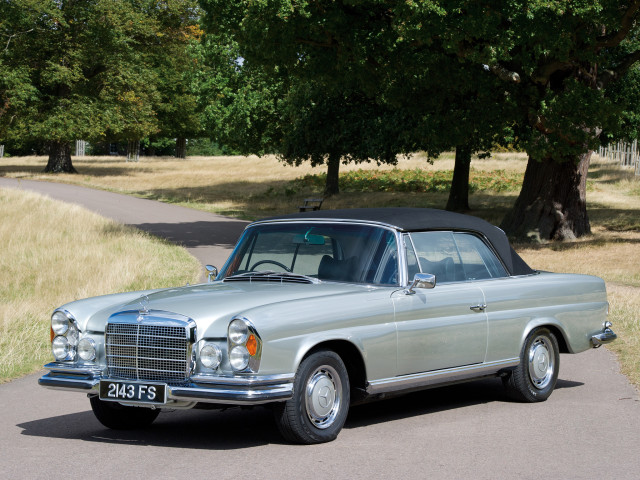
xmin=39 ymin=208 xmax=616 ymax=444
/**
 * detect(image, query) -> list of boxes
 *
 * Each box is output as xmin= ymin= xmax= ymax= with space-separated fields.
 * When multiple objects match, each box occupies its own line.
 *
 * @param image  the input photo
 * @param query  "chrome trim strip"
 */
xmin=43 ymin=362 xmax=104 ymax=376
xmin=250 ymin=218 xmax=403 ymax=231
xmin=190 ymin=373 xmax=295 ymax=386
xmin=367 ymin=358 xmax=520 ymax=395
xmin=168 ymin=384 xmax=293 ymax=405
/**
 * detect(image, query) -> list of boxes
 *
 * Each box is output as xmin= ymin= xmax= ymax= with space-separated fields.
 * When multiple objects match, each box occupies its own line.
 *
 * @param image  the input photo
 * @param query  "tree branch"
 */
xmin=2 ymin=29 xmax=34 ymax=53
xmin=488 ymin=63 xmax=521 ymax=83
xmin=596 ymin=1 xmax=640 ymax=48
xmin=599 ymin=48 xmax=640 ymax=87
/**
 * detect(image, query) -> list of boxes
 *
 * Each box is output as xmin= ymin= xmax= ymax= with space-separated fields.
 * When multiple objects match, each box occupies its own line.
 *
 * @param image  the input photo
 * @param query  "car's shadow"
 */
xmin=17 ymin=377 xmax=582 ymax=449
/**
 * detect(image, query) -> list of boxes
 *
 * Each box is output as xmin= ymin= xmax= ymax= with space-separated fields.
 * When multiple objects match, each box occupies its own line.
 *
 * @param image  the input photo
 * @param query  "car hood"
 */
xmin=80 ymin=280 xmax=383 ymax=338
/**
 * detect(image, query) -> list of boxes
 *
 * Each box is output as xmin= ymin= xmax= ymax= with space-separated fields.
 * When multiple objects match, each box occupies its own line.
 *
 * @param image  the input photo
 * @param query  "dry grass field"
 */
xmin=0 ymin=189 xmax=201 ymax=382
xmin=0 ymin=152 xmax=527 ymax=221
xmin=1 ymin=152 xmax=638 ymax=388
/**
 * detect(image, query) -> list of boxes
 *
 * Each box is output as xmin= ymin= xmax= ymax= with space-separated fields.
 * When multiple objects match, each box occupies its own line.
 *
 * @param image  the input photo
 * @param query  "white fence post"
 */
xmin=75 ymin=140 xmax=86 ymax=157
xmin=0 ymin=145 xmax=4 ymax=158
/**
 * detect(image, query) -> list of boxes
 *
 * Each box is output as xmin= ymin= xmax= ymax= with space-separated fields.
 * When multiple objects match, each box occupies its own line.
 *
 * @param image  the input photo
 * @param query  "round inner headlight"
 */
xmin=66 ymin=323 xmax=79 ymax=346
xmin=51 ymin=311 xmax=69 ymax=335
xmin=228 ymin=319 xmax=249 ymax=344
xmin=78 ymin=338 xmax=96 ymax=361
xmin=229 ymin=346 xmax=249 ymax=371
xmin=200 ymin=343 xmax=222 ymax=369
xmin=52 ymin=336 xmax=70 ymax=361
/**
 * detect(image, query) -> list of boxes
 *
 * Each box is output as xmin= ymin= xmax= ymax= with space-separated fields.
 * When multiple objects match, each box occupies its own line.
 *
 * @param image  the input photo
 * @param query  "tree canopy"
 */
xmin=0 ymin=0 xmax=200 ymax=171
xmin=201 ymin=0 xmax=640 ymax=240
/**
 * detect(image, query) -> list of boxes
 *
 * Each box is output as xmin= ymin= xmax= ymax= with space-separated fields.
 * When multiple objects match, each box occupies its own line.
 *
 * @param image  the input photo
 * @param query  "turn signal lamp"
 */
xmin=246 ymin=334 xmax=257 ymax=356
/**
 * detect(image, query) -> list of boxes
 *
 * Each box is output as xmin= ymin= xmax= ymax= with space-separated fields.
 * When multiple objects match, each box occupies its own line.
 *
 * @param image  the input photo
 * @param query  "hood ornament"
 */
xmin=137 ymin=295 xmax=150 ymax=321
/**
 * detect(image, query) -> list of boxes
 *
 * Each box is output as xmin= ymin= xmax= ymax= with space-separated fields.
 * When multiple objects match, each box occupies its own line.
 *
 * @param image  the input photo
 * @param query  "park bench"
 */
xmin=299 ymin=198 xmax=324 ymax=212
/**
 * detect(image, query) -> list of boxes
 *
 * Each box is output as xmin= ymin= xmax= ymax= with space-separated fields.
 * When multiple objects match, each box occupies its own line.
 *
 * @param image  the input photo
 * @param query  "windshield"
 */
xmin=219 ymin=222 xmax=399 ymax=286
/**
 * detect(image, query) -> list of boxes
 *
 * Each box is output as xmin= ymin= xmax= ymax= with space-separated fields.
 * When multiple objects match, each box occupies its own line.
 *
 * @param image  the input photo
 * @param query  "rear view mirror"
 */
xmin=292 ymin=233 xmax=326 ymax=245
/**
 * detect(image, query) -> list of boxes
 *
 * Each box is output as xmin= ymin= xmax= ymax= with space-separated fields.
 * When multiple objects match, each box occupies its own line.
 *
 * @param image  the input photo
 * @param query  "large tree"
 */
xmin=0 ymin=0 xmax=199 ymax=172
xmin=199 ymin=3 xmax=424 ymax=195
xmin=203 ymin=0 xmax=640 ymax=240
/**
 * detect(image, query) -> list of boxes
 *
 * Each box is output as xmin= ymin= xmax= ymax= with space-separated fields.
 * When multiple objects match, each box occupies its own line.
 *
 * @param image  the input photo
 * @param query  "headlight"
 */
xmin=50 ymin=310 xmax=79 ymax=361
xmin=51 ymin=311 xmax=70 ymax=335
xmin=200 ymin=343 xmax=222 ymax=369
xmin=228 ymin=319 xmax=248 ymax=344
xmin=78 ymin=338 xmax=96 ymax=361
xmin=67 ymin=323 xmax=79 ymax=347
xmin=227 ymin=317 xmax=262 ymax=372
xmin=229 ymin=346 xmax=249 ymax=370
xmin=52 ymin=336 xmax=71 ymax=361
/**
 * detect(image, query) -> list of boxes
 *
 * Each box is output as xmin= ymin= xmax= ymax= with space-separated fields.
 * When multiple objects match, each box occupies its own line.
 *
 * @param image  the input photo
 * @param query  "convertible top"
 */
xmin=261 ymin=208 xmax=535 ymax=276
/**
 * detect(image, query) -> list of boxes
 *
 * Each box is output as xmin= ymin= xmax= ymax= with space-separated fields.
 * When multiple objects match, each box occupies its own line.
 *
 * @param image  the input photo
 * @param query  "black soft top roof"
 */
xmin=262 ymin=208 xmax=534 ymax=276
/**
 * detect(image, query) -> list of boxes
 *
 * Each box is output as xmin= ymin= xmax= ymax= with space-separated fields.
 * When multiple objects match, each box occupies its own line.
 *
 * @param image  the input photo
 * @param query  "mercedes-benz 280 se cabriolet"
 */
xmin=39 ymin=208 xmax=616 ymax=444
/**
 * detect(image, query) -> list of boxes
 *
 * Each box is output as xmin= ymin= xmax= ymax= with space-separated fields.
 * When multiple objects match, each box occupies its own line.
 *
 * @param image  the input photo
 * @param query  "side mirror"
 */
xmin=205 ymin=265 xmax=218 ymax=283
xmin=405 ymin=273 xmax=436 ymax=295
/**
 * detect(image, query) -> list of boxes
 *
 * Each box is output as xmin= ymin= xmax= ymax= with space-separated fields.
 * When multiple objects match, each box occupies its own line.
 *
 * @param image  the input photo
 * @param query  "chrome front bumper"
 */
xmin=38 ymin=363 xmax=294 ymax=406
xmin=591 ymin=324 xmax=617 ymax=347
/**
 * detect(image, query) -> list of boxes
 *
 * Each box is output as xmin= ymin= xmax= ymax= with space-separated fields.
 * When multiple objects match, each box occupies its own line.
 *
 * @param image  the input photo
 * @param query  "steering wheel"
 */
xmin=249 ymin=260 xmax=292 ymax=272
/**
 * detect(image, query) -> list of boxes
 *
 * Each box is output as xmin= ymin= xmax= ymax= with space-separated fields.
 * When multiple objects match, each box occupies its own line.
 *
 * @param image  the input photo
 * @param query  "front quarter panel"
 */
xmin=239 ymin=287 xmax=397 ymax=381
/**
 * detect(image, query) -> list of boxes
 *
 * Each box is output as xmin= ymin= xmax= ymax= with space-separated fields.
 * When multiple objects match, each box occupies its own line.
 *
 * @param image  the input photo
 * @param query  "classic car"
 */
xmin=39 ymin=208 xmax=617 ymax=444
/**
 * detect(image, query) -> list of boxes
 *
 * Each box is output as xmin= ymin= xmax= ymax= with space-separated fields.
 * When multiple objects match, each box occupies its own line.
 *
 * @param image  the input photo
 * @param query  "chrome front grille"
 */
xmin=105 ymin=319 xmax=192 ymax=386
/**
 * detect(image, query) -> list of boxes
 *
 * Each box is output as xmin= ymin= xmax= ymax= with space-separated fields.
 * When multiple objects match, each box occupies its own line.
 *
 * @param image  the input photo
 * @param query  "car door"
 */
xmin=393 ymin=282 xmax=488 ymax=375
xmin=392 ymin=231 xmax=506 ymax=375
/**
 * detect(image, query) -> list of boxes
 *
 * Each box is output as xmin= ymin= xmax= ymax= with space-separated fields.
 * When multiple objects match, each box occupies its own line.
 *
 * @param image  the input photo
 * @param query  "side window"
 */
xmin=409 ymin=232 xmax=461 ymax=283
xmin=452 ymin=233 xmax=507 ymax=280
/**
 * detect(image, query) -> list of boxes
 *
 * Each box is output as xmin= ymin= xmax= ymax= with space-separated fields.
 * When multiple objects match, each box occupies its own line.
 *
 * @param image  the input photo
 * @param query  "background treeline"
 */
xmin=3 ymin=1 xmax=640 ymax=241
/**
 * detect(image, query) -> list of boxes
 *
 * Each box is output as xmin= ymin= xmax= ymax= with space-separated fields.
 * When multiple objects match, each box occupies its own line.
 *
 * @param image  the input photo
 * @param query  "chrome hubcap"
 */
xmin=528 ymin=336 xmax=554 ymax=389
xmin=305 ymin=365 xmax=342 ymax=429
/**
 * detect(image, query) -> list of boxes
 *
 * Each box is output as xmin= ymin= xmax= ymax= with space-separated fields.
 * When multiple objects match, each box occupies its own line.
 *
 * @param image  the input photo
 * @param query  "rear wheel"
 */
xmin=503 ymin=327 xmax=559 ymax=402
xmin=273 ymin=350 xmax=350 ymax=444
xmin=89 ymin=396 xmax=160 ymax=430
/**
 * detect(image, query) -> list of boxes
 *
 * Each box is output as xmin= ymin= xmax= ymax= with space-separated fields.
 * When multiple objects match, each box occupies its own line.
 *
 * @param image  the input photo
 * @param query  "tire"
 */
xmin=273 ymin=350 xmax=350 ymax=444
xmin=503 ymin=327 xmax=560 ymax=402
xmin=89 ymin=396 xmax=160 ymax=430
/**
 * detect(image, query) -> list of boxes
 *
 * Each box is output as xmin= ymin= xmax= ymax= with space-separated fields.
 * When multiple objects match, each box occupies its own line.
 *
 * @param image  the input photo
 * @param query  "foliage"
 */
xmin=185 ymin=138 xmax=238 ymax=156
xmin=0 ymin=0 xmax=200 ymax=168
xmin=282 ymin=168 xmax=522 ymax=195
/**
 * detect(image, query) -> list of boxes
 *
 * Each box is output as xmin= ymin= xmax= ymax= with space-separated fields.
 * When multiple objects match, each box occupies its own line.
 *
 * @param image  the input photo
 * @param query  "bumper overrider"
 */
xmin=591 ymin=322 xmax=618 ymax=348
xmin=38 ymin=363 xmax=294 ymax=406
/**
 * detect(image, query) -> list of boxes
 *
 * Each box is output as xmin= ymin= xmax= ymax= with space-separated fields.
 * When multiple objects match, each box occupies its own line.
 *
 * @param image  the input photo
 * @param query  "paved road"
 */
xmin=1 ymin=178 xmax=639 ymax=479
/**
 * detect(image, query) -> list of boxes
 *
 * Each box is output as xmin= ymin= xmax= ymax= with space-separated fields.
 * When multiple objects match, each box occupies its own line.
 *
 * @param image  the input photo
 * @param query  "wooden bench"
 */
xmin=299 ymin=198 xmax=324 ymax=212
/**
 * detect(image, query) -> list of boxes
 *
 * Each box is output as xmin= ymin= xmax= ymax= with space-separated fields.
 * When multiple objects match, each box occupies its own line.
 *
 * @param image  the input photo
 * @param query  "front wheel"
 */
xmin=503 ymin=327 xmax=560 ymax=402
xmin=273 ymin=350 xmax=350 ymax=444
xmin=89 ymin=396 xmax=160 ymax=430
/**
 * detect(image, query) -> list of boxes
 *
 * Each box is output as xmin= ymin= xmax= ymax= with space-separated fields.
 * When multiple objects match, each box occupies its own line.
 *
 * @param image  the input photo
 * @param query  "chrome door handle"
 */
xmin=470 ymin=304 xmax=487 ymax=312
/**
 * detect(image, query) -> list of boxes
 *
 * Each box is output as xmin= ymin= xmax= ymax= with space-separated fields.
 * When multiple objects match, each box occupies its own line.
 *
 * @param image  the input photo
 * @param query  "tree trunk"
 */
xmin=324 ymin=153 xmax=340 ymax=196
xmin=175 ymin=137 xmax=187 ymax=159
xmin=500 ymin=152 xmax=591 ymax=242
xmin=446 ymin=145 xmax=472 ymax=212
xmin=44 ymin=141 xmax=76 ymax=173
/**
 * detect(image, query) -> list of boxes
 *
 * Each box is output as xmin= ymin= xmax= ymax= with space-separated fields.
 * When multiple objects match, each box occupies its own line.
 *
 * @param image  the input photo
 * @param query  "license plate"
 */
xmin=99 ymin=380 xmax=166 ymax=405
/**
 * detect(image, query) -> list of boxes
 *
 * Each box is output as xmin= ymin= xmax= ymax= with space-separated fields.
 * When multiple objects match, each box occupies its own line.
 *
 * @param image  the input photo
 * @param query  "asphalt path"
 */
xmin=1 ymin=178 xmax=639 ymax=479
